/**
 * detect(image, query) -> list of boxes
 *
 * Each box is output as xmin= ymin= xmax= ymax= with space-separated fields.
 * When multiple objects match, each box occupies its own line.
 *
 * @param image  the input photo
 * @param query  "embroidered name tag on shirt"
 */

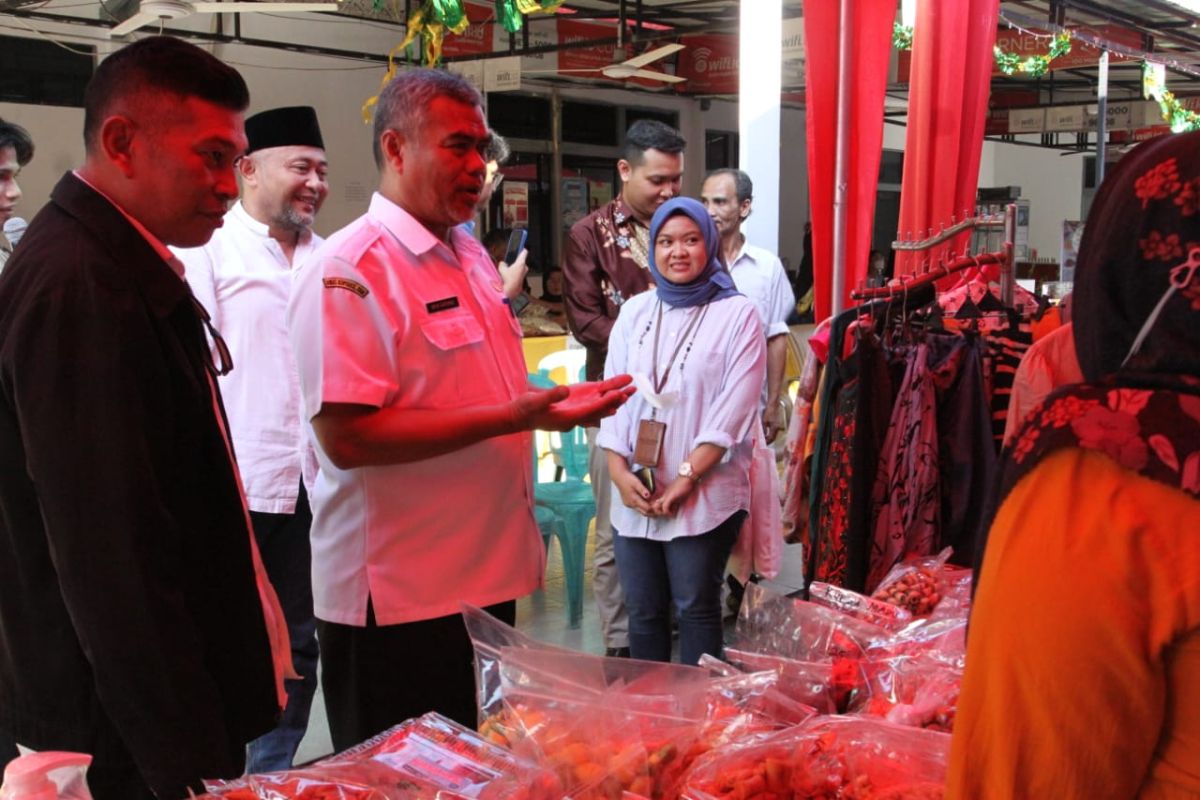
xmin=426 ymin=296 xmax=460 ymax=314
xmin=323 ymin=277 xmax=370 ymax=297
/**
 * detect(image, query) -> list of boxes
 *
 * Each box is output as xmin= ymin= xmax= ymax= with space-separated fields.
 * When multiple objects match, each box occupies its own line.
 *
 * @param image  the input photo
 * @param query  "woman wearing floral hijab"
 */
xmin=598 ymin=197 xmax=765 ymax=665
xmin=948 ymin=132 xmax=1200 ymax=798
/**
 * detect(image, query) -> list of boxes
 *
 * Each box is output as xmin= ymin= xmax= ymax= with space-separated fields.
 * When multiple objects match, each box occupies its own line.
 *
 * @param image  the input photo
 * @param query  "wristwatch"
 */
xmin=677 ymin=461 xmax=701 ymax=482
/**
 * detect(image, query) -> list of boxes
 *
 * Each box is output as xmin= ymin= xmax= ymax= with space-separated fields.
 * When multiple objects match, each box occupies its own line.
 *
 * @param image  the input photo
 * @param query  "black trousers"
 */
xmin=317 ymin=599 xmax=516 ymax=752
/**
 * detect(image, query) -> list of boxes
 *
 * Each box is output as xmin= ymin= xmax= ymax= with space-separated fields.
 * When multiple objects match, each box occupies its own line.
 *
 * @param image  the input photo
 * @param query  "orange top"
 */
xmin=948 ymin=448 xmax=1200 ymax=799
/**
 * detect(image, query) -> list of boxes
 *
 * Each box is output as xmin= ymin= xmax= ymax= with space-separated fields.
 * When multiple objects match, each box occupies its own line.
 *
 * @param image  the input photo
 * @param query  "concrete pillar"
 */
xmin=738 ymin=0 xmax=782 ymax=252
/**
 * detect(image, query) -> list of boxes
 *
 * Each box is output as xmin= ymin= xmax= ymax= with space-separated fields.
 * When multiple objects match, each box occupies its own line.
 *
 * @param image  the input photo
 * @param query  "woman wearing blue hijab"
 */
xmin=596 ymin=197 xmax=766 ymax=664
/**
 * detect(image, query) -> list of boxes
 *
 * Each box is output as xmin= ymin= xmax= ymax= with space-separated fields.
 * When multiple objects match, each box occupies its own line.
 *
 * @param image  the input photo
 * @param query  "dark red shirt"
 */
xmin=562 ymin=197 xmax=656 ymax=381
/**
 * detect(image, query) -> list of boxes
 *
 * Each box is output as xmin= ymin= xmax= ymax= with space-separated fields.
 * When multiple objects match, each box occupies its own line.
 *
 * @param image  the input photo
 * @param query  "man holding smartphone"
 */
xmin=288 ymin=69 xmax=632 ymax=748
xmin=562 ymin=119 xmax=686 ymax=658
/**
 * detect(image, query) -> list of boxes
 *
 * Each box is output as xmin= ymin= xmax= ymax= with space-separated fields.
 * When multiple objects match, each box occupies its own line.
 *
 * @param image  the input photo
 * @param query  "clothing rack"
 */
xmin=852 ymin=204 xmax=1016 ymax=305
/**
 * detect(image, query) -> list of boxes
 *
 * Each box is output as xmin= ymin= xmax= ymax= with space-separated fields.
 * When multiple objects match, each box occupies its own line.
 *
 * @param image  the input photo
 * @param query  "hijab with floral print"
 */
xmin=1073 ymin=129 xmax=1200 ymax=387
xmin=973 ymin=134 xmax=1200 ymax=595
xmin=1007 ymin=132 xmax=1200 ymax=502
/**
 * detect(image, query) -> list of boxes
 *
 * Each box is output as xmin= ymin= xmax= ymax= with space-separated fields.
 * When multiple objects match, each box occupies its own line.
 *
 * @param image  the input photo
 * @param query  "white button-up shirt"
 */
xmin=598 ymin=292 xmax=766 ymax=542
xmin=728 ymin=240 xmax=795 ymax=339
xmin=288 ymin=193 xmax=543 ymax=627
xmin=174 ymin=201 xmax=322 ymax=514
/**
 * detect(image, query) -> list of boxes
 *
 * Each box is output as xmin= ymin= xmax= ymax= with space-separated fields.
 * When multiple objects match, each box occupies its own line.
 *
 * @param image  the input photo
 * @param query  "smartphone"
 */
xmin=509 ymin=293 xmax=531 ymax=316
xmin=635 ymin=466 xmax=656 ymax=494
xmin=503 ymin=228 xmax=528 ymax=266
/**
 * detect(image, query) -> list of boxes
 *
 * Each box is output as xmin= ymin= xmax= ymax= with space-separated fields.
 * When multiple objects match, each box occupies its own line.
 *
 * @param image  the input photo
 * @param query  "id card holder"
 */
xmin=634 ymin=419 xmax=666 ymax=467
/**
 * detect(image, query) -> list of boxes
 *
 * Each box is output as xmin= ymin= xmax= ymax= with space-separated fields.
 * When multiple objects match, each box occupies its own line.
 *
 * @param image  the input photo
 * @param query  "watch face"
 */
xmin=678 ymin=461 xmax=694 ymax=477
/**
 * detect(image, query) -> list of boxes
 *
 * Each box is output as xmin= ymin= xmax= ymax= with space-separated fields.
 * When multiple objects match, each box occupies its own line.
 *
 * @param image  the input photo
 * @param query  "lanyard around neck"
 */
xmin=650 ymin=300 xmax=709 ymax=395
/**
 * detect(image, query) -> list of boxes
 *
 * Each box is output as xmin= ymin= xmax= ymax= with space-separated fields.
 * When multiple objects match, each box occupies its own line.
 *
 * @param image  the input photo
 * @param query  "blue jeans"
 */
xmin=245 ymin=483 xmax=319 ymax=773
xmin=613 ymin=511 xmax=745 ymax=665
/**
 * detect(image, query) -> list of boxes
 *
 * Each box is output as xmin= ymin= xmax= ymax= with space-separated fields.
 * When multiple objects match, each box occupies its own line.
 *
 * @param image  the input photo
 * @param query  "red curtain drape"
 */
xmin=895 ymin=0 xmax=1000 ymax=276
xmin=804 ymin=0 xmax=895 ymax=321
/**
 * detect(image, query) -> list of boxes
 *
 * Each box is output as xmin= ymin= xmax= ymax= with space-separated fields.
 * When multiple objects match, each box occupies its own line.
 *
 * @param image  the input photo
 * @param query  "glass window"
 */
xmin=625 ymin=108 xmax=679 ymax=131
xmin=705 ymin=130 xmax=738 ymax=171
xmin=0 ymin=35 xmax=93 ymax=106
xmin=487 ymin=94 xmax=552 ymax=140
xmin=562 ymin=101 xmax=618 ymax=146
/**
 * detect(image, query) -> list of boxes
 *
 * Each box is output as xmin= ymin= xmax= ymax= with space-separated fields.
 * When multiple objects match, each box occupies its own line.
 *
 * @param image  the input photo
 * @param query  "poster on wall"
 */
xmin=503 ymin=181 xmax=529 ymax=229
xmin=588 ymin=180 xmax=613 ymax=211
xmin=561 ymin=178 xmax=589 ymax=228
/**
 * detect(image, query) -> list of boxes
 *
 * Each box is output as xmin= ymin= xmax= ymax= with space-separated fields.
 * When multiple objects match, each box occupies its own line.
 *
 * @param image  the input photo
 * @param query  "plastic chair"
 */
xmin=533 ymin=504 xmax=562 ymax=559
xmin=527 ymin=374 xmax=594 ymax=628
xmin=536 ymin=348 xmax=587 ymax=387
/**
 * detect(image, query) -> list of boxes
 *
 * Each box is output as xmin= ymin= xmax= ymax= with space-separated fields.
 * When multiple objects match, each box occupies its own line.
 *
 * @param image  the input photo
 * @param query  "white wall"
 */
xmin=980 ymin=137 xmax=1084 ymax=260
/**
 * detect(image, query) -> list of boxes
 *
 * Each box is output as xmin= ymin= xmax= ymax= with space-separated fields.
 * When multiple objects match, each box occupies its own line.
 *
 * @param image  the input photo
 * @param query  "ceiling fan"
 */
xmin=534 ymin=43 xmax=687 ymax=84
xmin=109 ymin=0 xmax=340 ymax=37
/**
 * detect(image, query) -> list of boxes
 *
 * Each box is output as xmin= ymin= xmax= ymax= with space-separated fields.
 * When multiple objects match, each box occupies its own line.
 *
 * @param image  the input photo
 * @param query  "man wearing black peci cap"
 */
xmin=174 ymin=105 xmax=328 ymax=773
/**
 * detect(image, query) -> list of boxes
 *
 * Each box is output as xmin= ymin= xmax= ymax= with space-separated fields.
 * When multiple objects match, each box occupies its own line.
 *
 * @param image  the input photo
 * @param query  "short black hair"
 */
xmin=705 ymin=168 xmax=753 ymax=204
xmin=621 ymin=119 xmax=685 ymax=166
xmin=0 ymin=120 xmax=34 ymax=166
xmin=482 ymin=227 xmax=510 ymax=251
xmin=83 ymin=35 xmax=249 ymax=152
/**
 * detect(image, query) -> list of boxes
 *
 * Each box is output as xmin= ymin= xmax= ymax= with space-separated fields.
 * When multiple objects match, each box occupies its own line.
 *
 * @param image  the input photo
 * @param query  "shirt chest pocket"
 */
xmin=418 ymin=313 xmax=493 ymax=406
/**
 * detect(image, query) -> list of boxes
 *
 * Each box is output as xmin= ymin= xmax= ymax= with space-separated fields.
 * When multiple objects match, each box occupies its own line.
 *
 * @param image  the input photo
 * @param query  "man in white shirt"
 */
xmin=701 ymin=168 xmax=796 ymax=443
xmin=287 ymin=68 xmax=632 ymax=750
xmin=175 ymin=105 xmax=327 ymax=772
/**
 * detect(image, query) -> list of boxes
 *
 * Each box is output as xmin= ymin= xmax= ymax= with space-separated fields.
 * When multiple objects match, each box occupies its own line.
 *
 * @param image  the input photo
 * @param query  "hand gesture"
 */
xmin=613 ymin=467 xmax=657 ymax=516
xmin=763 ymin=403 xmax=785 ymax=445
xmin=514 ymin=375 xmax=635 ymax=432
xmin=651 ymin=476 xmax=694 ymax=517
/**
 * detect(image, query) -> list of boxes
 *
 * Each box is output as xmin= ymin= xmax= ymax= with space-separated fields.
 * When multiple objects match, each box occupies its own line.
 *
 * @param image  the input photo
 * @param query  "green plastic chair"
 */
xmin=528 ymin=372 xmax=595 ymax=628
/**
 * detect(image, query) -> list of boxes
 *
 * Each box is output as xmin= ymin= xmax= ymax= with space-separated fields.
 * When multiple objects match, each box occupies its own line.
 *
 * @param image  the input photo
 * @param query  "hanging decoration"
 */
xmin=993 ymin=32 xmax=1071 ymax=77
xmin=361 ymin=0 xmax=562 ymax=122
xmin=1143 ymin=61 xmax=1200 ymax=133
xmin=895 ymin=20 xmax=1071 ymax=79
xmin=497 ymin=0 xmax=564 ymax=33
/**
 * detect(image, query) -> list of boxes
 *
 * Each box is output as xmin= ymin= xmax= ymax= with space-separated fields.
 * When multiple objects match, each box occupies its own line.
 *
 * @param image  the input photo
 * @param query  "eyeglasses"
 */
xmin=189 ymin=292 xmax=234 ymax=377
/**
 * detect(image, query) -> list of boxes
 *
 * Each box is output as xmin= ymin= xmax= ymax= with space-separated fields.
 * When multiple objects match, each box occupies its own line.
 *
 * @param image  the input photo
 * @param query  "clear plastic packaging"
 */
xmin=733 ymin=582 xmax=887 ymax=661
xmin=462 ymin=603 xmax=574 ymax=729
xmin=722 ymin=649 xmax=850 ymax=715
xmin=869 ymin=550 xmax=954 ymax=616
xmin=866 ymin=618 xmax=968 ymax=672
xmin=488 ymin=646 xmax=710 ymax=800
xmin=200 ymin=713 xmax=560 ymax=800
xmin=848 ymin=656 xmax=961 ymax=733
xmin=807 ymin=582 xmax=914 ymax=632
xmin=678 ymin=716 xmax=950 ymax=800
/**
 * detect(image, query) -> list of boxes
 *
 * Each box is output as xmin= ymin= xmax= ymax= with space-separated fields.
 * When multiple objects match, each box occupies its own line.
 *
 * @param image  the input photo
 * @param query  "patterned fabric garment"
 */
xmin=982 ymin=321 xmax=1032 ymax=451
xmin=812 ymin=379 xmax=857 ymax=586
xmin=782 ymin=344 xmax=823 ymax=545
xmin=867 ymin=342 xmax=940 ymax=591
xmin=930 ymin=333 xmax=996 ymax=568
